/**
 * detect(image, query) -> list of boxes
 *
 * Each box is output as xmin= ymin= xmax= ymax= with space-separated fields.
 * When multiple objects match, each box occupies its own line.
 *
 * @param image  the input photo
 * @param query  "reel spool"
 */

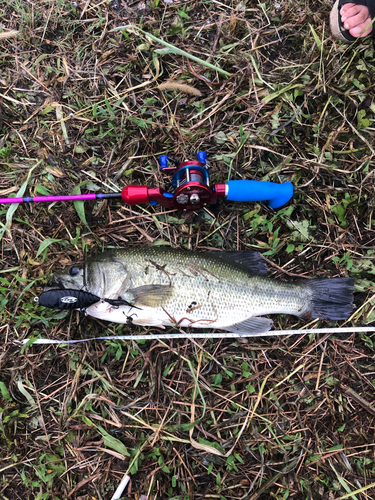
xmin=159 ymin=152 xmax=214 ymax=210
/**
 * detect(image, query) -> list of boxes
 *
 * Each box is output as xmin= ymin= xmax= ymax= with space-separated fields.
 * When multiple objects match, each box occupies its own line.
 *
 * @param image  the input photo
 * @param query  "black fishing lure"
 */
xmin=36 ymin=289 xmax=101 ymax=310
xmin=35 ymin=289 xmax=140 ymax=310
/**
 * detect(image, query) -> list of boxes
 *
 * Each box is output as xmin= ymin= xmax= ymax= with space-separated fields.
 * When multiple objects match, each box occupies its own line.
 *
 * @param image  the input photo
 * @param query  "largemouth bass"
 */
xmin=53 ymin=247 xmax=355 ymax=335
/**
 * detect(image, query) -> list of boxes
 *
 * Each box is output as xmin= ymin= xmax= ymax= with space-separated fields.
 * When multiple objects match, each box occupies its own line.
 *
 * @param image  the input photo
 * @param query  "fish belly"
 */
xmin=85 ymin=278 xmax=309 ymax=330
xmin=85 ymin=302 xmax=166 ymax=327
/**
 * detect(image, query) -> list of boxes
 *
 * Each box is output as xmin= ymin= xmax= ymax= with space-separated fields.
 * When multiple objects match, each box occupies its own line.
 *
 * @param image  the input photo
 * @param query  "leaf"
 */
xmin=351 ymin=258 xmax=375 ymax=276
xmin=164 ymin=216 xmax=185 ymax=224
xmin=332 ymin=204 xmax=346 ymax=223
xmin=35 ymin=184 xmax=51 ymax=196
xmin=81 ymin=415 xmax=94 ymax=426
xmin=365 ymin=309 xmax=375 ymax=325
xmin=189 ymin=436 xmax=224 ymax=456
xmin=72 ymin=184 xmax=89 ymax=228
xmin=246 ymin=382 xmax=256 ymax=394
xmin=178 ymin=8 xmax=190 ymax=19
xmin=40 ymin=105 xmax=55 ymax=115
xmin=0 ymin=382 xmax=12 ymax=401
xmin=74 ymin=145 xmax=87 ymax=154
xmin=216 ymin=472 xmax=221 ymax=486
xmin=357 ymin=109 xmax=370 ymax=129
xmin=214 ymin=131 xmax=228 ymax=145
xmin=326 ymin=376 xmax=339 ymax=386
xmin=85 ymin=182 xmax=101 ymax=191
xmin=17 ymin=378 xmax=36 ymax=406
xmin=56 ymin=105 xmax=69 ymax=145
xmin=286 ymin=243 xmax=295 ymax=253
xmin=309 ymin=24 xmax=322 ymax=52
xmin=137 ymin=43 xmax=151 ymax=52
xmin=44 ymin=166 xmax=64 ymax=178
xmin=97 ymin=426 xmax=130 ymax=457
xmin=36 ymin=238 xmax=62 ymax=260
xmin=154 ymin=47 xmax=178 ymax=55
xmin=355 ymin=279 xmax=375 ymax=293
xmin=262 ymin=84 xmax=303 ymax=103
xmin=286 ymin=220 xmax=312 ymax=243
xmin=327 ymin=444 xmax=343 ymax=452
xmin=152 ymin=239 xmax=174 ymax=246
xmin=124 ymin=168 xmax=134 ymax=178
xmin=51 ymin=310 xmax=70 ymax=320
xmin=178 ymin=421 xmax=199 ymax=432
xmin=43 ymin=454 xmax=66 ymax=475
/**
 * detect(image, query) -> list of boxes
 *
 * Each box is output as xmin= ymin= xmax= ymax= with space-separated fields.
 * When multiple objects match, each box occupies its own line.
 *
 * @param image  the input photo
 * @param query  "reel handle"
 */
xmin=226 ymin=180 xmax=293 ymax=209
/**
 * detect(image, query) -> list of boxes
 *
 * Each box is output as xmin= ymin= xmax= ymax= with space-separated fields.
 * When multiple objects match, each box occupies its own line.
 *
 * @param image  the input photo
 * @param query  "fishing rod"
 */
xmin=0 ymin=151 xmax=294 ymax=211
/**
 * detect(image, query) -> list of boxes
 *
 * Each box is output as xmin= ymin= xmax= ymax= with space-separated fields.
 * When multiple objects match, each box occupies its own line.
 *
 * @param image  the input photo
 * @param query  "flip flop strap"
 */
xmin=338 ymin=0 xmax=367 ymax=7
xmin=366 ymin=0 xmax=375 ymax=24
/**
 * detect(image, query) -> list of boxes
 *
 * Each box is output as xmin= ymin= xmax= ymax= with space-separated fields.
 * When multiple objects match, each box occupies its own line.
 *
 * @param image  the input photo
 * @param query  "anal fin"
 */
xmin=223 ymin=316 xmax=273 ymax=335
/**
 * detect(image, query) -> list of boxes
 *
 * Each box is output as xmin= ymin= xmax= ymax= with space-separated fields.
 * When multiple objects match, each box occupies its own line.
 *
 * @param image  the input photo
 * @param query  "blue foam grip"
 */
xmin=159 ymin=155 xmax=170 ymax=170
xmin=197 ymin=151 xmax=207 ymax=164
xmin=226 ymin=180 xmax=293 ymax=209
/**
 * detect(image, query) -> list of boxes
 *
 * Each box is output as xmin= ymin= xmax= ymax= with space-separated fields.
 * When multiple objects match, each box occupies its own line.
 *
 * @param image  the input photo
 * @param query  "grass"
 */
xmin=0 ymin=0 xmax=375 ymax=498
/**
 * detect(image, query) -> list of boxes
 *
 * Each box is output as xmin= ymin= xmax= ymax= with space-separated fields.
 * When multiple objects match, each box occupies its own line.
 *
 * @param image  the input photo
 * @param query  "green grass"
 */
xmin=0 ymin=0 xmax=375 ymax=498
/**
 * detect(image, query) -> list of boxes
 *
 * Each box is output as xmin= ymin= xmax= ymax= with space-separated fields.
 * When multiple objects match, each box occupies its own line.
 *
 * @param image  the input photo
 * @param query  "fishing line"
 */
xmin=19 ymin=326 xmax=375 ymax=345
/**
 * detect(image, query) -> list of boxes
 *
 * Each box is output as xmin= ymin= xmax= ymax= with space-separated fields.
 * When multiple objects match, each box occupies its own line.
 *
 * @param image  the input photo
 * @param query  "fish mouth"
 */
xmin=43 ymin=276 xmax=80 ymax=292
xmin=47 ymin=273 xmax=83 ymax=291
xmin=43 ymin=280 xmax=65 ymax=292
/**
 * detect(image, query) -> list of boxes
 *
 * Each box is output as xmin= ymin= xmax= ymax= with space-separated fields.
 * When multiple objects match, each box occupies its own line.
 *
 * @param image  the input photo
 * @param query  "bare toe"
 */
xmin=350 ymin=16 xmax=373 ymax=37
xmin=340 ymin=2 xmax=357 ymax=16
xmin=340 ymin=4 xmax=373 ymax=37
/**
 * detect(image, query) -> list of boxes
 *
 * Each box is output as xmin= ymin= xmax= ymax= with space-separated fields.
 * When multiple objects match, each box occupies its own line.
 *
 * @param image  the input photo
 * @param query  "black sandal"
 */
xmin=330 ymin=0 xmax=375 ymax=42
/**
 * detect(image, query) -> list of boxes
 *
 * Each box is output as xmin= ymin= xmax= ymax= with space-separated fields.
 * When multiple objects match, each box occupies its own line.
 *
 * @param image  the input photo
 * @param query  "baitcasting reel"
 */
xmin=121 ymin=151 xmax=293 ymax=211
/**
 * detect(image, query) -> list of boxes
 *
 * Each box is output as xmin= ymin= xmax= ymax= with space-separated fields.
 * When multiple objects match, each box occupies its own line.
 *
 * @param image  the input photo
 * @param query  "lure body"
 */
xmin=36 ymin=289 xmax=101 ymax=310
xmin=36 ymin=288 xmax=137 ymax=310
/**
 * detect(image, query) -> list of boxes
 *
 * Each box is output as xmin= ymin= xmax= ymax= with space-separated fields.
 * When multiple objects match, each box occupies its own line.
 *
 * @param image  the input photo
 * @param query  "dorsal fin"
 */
xmin=211 ymin=251 xmax=268 ymax=276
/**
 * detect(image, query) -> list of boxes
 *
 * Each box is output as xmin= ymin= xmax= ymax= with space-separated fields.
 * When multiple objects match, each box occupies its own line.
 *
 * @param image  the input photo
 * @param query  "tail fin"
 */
xmin=308 ymin=278 xmax=355 ymax=320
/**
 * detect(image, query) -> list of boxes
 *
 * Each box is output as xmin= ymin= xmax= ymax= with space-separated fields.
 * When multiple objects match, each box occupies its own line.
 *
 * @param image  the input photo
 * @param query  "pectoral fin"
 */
xmin=128 ymin=284 xmax=174 ymax=307
xmin=224 ymin=316 xmax=273 ymax=335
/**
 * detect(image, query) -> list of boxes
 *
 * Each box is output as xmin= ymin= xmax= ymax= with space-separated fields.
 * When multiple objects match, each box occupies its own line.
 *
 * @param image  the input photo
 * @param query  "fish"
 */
xmin=52 ymin=246 xmax=355 ymax=335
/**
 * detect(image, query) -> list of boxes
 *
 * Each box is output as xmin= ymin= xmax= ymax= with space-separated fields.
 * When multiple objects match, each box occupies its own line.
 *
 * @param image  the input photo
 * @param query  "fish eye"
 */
xmin=69 ymin=266 xmax=80 ymax=277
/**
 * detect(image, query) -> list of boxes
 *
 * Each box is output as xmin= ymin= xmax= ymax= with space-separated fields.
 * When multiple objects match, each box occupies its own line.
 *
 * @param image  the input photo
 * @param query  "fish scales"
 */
xmin=53 ymin=247 xmax=355 ymax=334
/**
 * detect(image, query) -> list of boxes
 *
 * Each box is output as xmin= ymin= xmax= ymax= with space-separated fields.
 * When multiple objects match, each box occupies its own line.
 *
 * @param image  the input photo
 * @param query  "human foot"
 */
xmin=330 ymin=0 xmax=375 ymax=42
xmin=340 ymin=2 xmax=373 ymax=37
